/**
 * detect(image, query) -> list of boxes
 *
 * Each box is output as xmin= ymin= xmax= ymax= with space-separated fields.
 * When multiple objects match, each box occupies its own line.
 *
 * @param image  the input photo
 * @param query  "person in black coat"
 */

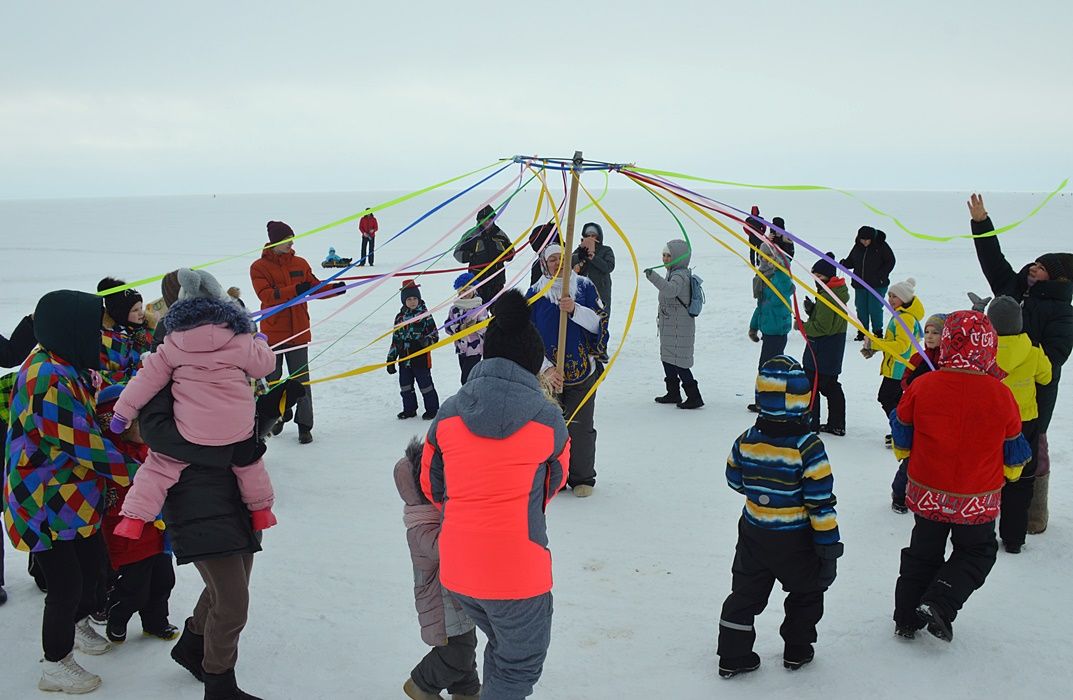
xmin=573 ymin=222 xmax=616 ymax=315
xmin=840 ymin=226 xmax=896 ymax=339
xmin=969 ymin=192 xmax=1073 ymax=535
xmin=0 ymin=311 xmax=39 ymax=606
xmin=138 ymin=379 xmax=303 ymax=700
xmin=453 ymin=205 xmax=517 ymax=303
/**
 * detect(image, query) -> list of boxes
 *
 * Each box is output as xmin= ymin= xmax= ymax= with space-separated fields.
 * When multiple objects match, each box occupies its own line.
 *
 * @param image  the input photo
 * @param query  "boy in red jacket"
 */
xmin=890 ymin=310 xmax=1031 ymax=641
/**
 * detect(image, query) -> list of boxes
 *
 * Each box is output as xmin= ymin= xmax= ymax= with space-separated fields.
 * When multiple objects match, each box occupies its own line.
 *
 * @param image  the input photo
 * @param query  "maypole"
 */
xmin=554 ymin=150 xmax=584 ymax=389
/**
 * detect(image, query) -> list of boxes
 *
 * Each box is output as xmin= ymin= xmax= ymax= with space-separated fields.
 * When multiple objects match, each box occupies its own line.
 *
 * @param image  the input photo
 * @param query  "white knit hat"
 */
xmin=888 ymin=277 xmax=917 ymax=305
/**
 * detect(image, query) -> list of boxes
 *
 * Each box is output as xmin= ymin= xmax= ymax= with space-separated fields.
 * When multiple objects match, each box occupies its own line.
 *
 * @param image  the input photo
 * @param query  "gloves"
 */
xmin=386 ymin=362 xmax=397 ymax=375
xmin=748 ymin=328 xmax=760 ymax=343
xmin=253 ymin=332 xmax=268 ymax=343
xmin=294 ymin=281 xmax=312 ymax=296
xmin=109 ymin=413 xmax=131 ymax=434
xmin=251 ymin=508 xmax=278 ymax=531
xmin=232 ymin=436 xmax=267 ymax=467
xmin=331 ymin=281 xmax=347 ymax=294
xmin=113 ymin=517 xmax=146 ymax=540
xmin=803 ymin=297 xmax=815 ymax=315
xmin=816 ymin=541 xmax=844 ymax=589
xmin=967 ymin=291 xmax=992 ymax=313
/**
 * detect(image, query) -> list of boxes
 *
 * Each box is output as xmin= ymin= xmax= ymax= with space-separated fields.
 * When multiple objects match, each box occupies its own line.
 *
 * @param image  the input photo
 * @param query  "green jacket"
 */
xmin=803 ymin=277 xmax=851 ymax=338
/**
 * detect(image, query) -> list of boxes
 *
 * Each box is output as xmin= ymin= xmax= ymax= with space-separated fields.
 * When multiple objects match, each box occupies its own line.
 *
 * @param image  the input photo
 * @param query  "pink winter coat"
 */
xmin=115 ymin=324 xmax=277 ymax=446
xmin=394 ymin=440 xmax=474 ymax=646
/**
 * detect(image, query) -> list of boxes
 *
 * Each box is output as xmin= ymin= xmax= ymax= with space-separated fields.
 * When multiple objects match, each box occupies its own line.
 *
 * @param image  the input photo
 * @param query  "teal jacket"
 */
xmin=750 ymin=269 xmax=795 ymax=336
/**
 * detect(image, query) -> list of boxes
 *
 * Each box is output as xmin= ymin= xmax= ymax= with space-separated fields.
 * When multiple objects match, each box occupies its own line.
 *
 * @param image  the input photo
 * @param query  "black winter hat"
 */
xmin=987 ymin=296 xmax=1023 ymax=335
xmin=1036 ymin=253 xmax=1073 ymax=281
xmin=400 ymin=279 xmax=422 ymax=305
xmin=812 ymin=253 xmax=837 ymax=279
xmin=856 ymin=226 xmax=876 ymax=242
xmin=98 ymin=277 xmax=143 ymax=326
xmin=476 ymin=205 xmax=496 ymax=225
xmin=34 ymin=290 xmax=104 ymax=372
xmin=484 ymin=290 xmax=545 ymax=376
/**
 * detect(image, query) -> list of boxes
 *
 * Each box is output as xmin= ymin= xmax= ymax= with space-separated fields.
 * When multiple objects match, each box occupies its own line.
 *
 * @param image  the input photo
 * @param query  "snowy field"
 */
xmin=1 ymin=181 xmax=1070 ymax=699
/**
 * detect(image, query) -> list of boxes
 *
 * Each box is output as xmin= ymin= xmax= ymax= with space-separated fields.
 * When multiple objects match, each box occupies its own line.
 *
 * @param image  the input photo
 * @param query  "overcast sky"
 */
xmin=2 ymin=1 xmax=1069 ymax=198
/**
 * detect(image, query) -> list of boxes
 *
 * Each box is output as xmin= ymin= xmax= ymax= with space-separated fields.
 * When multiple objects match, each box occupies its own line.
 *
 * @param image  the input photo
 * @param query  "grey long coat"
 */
xmin=646 ymin=239 xmax=696 ymax=368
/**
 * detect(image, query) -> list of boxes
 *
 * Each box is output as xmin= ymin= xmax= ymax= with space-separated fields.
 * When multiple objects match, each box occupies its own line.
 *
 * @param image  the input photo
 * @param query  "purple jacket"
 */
xmin=444 ymin=299 xmax=487 ymax=358
xmin=394 ymin=439 xmax=474 ymax=646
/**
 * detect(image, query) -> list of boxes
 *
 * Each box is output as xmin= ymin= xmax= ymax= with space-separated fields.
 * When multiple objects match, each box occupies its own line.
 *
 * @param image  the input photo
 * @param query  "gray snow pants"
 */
xmin=450 ymin=592 xmax=553 ymax=700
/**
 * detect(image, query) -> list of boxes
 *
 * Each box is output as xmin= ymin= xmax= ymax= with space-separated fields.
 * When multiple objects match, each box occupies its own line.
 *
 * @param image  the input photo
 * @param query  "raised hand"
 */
xmin=967 ymin=193 xmax=988 ymax=222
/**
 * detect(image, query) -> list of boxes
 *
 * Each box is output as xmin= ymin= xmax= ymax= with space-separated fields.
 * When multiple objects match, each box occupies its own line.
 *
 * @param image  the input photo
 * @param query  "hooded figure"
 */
xmin=573 ymin=222 xmax=615 ymax=311
xmin=645 ymin=239 xmax=702 ymax=409
xmin=890 ymin=309 xmax=1031 ymax=641
xmin=840 ymin=226 xmax=897 ymax=337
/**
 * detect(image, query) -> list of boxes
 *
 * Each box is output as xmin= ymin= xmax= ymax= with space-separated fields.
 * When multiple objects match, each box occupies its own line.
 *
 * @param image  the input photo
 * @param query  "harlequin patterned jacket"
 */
xmin=4 ymin=291 xmax=139 ymax=552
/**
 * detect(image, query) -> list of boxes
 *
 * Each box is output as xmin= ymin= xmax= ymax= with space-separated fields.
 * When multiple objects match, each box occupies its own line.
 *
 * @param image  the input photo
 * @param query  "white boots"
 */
xmin=38 ymin=653 xmax=101 ymax=694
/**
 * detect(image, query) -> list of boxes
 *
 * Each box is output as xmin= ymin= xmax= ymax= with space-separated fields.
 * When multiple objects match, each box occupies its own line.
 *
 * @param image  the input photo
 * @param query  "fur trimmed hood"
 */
xmin=163 ymin=297 xmax=254 ymax=336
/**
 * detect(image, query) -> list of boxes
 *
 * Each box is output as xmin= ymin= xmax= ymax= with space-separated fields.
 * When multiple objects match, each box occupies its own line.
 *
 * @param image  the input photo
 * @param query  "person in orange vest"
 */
xmin=250 ymin=221 xmax=346 ymax=444
xmin=359 ymin=208 xmax=378 ymax=267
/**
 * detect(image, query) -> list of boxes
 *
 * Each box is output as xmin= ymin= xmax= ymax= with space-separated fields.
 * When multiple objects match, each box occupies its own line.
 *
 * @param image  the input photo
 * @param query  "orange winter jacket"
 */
xmin=421 ymin=358 xmax=570 ymax=600
xmin=250 ymin=248 xmax=325 ymax=347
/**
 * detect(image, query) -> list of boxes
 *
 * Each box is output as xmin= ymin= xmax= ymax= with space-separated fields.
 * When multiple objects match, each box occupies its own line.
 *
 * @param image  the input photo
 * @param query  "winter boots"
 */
xmin=38 ymin=653 xmax=102 ymax=694
xmin=718 ymin=652 xmax=761 ymax=679
xmin=783 ymin=643 xmax=814 ymax=670
xmin=171 ymin=618 xmax=205 ymax=682
xmin=678 ymin=381 xmax=704 ymax=409
xmin=1028 ymin=472 xmax=1049 ymax=535
xmin=654 ymin=378 xmax=682 ymax=404
xmin=203 ymin=669 xmax=262 ymax=700
xmin=403 ymin=678 xmax=445 ymax=699
xmin=916 ymin=602 xmax=953 ymax=642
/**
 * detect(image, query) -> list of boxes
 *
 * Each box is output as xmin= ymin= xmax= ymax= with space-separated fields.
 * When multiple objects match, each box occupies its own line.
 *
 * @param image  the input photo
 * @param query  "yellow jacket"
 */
xmin=871 ymin=295 xmax=925 ymax=381
xmin=996 ymin=333 xmax=1053 ymax=421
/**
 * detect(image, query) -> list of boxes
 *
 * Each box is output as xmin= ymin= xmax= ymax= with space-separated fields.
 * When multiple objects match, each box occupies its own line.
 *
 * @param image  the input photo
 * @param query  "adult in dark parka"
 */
xmin=969 ymin=193 xmax=1073 ymax=535
xmin=839 ymin=226 xmax=896 ymax=339
xmin=139 ymin=378 xmax=304 ymax=700
xmin=574 ymin=222 xmax=616 ymax=314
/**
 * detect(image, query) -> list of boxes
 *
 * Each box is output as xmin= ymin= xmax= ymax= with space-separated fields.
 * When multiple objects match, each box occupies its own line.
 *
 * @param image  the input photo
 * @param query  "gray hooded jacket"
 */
xmin=645 ymin=239 xmax=696 ymax=368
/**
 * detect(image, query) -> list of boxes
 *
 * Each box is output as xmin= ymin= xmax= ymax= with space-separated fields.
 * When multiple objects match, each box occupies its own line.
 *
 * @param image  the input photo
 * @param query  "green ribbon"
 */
xmin=623 ymin=166 xmax=1068 ymax=243
xmin=98 ymin=161 xmax=504 ymax=296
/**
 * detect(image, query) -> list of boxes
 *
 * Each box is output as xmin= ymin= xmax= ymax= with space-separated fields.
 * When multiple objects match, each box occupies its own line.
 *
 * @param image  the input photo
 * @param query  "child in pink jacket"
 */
xmin=110 ymin=269 xmax=279 ymax=538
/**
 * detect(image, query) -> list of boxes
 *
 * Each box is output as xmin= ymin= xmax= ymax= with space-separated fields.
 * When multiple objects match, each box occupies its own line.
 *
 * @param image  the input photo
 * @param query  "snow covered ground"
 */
xmin=1 ymin=182 xmax=1070 ymax=699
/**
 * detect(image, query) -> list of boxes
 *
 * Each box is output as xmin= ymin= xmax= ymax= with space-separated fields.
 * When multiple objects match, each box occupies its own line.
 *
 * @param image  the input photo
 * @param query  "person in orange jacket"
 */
xmin=249 ymin=221 xmax=346 ymax=444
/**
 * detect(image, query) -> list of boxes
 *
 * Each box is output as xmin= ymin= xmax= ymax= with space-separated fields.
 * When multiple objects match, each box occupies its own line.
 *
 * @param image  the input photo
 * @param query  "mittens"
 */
xmin=109 ymin=413 xmax=131 ymax=435
xmin=816 ymin=542 xmax=844 ymax=589
xmin=113 ymin=517 xmax=146 ymax=540
xmin=251 ymin=508 xmax=278 ymax=531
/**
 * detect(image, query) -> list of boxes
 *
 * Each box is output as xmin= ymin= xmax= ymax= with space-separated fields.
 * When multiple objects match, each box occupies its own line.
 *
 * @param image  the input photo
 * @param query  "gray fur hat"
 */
xmin=177 ymin=268 xmax=227 ymax=302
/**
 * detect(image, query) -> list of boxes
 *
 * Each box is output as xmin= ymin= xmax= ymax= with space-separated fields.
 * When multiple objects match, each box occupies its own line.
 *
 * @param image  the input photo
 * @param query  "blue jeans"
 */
xmin=451 ymin=592 xmax=553 ymax=700
xmin=854 ymin=285 xmax=888 ymax=336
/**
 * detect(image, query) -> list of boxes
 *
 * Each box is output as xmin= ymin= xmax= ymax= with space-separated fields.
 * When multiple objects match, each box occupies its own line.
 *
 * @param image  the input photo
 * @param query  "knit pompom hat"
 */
xmin=888 ymin=278 xmax=916 ymax=305
xmin=484 ymin=290 xmax=545 ymax=375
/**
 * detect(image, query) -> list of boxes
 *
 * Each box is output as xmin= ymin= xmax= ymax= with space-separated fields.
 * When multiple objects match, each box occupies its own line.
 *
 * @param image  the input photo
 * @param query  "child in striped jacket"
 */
xmin=717 ymin=355 xmax=843 ymax=679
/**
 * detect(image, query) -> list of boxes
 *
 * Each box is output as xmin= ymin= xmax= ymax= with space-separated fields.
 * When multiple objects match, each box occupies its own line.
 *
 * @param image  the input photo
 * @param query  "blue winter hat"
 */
xmin=97 ymin=383 xmax=125 ymax=405
xmin=454 ymin=272 xmax=476 ymax=291
xmin=755 ymin=355 xmax=812 ymax=420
